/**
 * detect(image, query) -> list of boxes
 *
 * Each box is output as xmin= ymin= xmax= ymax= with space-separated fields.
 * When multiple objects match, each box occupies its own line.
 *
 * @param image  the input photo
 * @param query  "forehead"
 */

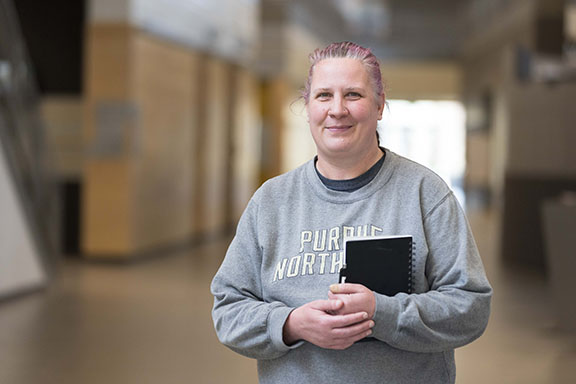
xmin=310 ymin=58 xmax=369 ymax=88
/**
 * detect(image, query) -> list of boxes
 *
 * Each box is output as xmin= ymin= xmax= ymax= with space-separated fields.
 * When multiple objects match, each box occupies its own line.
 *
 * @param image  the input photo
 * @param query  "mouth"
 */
xmin=325 ymin=125 xmax=353 ymax=132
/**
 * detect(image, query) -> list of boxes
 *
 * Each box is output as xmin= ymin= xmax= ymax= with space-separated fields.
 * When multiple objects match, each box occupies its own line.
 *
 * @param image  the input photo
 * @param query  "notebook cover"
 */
xmin=339 ymin=235 xmax=413 ymax=296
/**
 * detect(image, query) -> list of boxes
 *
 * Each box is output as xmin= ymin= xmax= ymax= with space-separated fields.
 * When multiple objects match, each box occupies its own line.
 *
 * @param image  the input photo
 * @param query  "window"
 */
xmin=379 ymin=100 xmax=466 ymax=205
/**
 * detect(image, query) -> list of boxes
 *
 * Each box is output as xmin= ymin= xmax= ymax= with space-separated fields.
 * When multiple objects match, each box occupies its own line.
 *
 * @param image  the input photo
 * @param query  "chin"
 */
xmin=321 ymin=141 xmax=356 ymax=155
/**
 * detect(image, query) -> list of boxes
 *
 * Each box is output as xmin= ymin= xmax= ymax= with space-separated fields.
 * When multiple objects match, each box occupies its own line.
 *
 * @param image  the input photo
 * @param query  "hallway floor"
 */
xmin=1 ymin=210 xmax=575 ymax=383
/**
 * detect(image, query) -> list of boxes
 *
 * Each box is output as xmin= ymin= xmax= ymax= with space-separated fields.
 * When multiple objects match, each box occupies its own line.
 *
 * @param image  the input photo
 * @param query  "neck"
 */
xmin=316 ymin=145 xmax=383 ymax=180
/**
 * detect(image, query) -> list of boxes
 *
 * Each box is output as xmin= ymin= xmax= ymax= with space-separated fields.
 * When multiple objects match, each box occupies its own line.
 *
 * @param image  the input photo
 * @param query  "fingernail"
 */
xmin=329 ymin=284 xmax=339 ymax=293
xmin=369 ymin=321 xmax=375 ymax=328
xmin=362 ymin=312 xmax=368 ymax=319
xmin=366 ymin=330 xmax=372 ymax=336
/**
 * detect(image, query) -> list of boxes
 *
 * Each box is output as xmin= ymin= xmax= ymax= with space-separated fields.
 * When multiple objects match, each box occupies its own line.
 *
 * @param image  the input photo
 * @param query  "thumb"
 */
xmin=329 ymin=283 xmax=367 ymax=294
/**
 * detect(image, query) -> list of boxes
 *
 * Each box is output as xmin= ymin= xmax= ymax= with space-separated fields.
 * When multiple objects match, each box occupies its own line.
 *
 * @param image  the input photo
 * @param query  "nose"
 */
xmin=328 ymin=95 xmax=349 ymax=118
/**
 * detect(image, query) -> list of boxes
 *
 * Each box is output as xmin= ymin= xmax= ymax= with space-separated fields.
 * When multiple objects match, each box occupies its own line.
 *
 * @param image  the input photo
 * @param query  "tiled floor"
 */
xmin=0 ymin=209 xmax=575 ymax=383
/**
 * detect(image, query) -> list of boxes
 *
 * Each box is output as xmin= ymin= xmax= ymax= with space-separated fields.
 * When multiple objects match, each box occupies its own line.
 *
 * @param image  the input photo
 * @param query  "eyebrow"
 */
xmin=312 ymin=87 xmax=365 ymax=93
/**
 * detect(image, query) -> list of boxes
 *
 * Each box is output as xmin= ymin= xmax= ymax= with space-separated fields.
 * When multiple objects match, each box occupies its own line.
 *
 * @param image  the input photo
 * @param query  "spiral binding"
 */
xmin=407 ymin=239 xmax=415 ymax=294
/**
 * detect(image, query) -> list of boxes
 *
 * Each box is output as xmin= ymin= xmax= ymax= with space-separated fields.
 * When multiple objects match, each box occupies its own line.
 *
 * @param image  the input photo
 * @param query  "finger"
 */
xmin=332 ymin=319 xmax=375 ymax=340
xmin=329 ymin=311 xmax=369 ymax=328
xmin=327 ymin=291 xmax=352 ymax=313
xmin=310 ymin=299 xmax=343 ymax=313
xmin=327 ymin=291 xmax=340 ymax=300
xmin=327 ymin=291 xmax=357 ymax=302
xmin=329 ymin=283 xmax=368 ymax=294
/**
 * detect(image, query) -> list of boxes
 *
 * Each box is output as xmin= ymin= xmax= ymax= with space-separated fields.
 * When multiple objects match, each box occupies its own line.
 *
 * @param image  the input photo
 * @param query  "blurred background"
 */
xmin=1 ymin=0 xmax=575 ymax=383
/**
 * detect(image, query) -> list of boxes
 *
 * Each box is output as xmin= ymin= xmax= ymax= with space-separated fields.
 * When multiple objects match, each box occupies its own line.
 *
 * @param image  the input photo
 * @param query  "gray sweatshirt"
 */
xmin=211 ymin=149 xmax=492 ymax=383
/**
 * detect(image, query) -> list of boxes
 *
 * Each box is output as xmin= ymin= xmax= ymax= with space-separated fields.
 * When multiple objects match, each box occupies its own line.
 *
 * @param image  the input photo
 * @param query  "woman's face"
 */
xmin=307 ymin=57 xmax=385 ymax=161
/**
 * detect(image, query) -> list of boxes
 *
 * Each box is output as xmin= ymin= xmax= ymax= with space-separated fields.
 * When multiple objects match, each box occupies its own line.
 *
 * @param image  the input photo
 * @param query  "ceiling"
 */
xmin=290 ymin=0 xmax=479 ymax=61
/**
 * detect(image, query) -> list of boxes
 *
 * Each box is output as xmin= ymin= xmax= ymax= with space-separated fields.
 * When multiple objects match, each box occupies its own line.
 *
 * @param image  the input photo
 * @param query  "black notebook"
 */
xmin=339 ymin=235 xmax=414 ymax=296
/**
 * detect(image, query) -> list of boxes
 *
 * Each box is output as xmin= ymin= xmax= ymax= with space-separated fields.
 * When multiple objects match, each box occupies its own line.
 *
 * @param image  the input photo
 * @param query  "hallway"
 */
xmin=1 ymin=209 xmax=575 ymax=384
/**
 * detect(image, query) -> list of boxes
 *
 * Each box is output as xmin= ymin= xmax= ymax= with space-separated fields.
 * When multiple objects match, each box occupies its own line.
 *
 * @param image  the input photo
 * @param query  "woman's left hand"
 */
xmin=328 ymin=283 xmax=376 ymax=319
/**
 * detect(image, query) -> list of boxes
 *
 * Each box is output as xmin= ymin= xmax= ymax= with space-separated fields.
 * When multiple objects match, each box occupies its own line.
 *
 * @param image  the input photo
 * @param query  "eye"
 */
xmin=316 ymin=92 xmax=331 ymax=100
xmin=346 ymin=92 xmax=362 ymax=99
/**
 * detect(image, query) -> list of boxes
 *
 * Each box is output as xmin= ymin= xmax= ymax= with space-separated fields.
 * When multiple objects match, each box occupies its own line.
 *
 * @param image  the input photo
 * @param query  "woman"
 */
xmin=211 ymin=41 xmax=492 ymax=383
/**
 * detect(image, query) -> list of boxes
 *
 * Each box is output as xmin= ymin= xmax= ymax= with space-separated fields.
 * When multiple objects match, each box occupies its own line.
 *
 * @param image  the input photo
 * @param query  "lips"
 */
xmin=325 ymin=125 xmax=353 ymax=132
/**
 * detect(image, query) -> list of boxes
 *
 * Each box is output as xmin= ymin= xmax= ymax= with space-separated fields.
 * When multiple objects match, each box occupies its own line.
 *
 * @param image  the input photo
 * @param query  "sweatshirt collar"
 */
xmin=305 ymin=148 xmax=396 ymax=204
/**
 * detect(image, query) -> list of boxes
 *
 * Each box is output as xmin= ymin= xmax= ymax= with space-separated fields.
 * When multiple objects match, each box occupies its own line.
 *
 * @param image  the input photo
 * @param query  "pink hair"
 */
xmin=302 ymin=41 xmax=384 ymax=104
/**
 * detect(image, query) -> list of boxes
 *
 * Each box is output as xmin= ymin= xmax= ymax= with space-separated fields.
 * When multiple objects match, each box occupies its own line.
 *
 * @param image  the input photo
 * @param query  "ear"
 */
xmin=377 ymin=93 xmax=386 ymax=120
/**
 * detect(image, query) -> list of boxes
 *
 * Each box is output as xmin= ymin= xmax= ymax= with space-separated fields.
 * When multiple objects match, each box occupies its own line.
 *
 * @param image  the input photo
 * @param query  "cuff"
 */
xmin=371 ymin=293 xmax=402 ymax=343
xmin=268 ymin=306 xmax=304 ymax=352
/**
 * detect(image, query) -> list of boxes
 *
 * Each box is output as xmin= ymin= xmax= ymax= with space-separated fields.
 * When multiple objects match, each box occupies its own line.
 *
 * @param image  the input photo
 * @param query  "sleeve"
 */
xmin=370 ymin=192 xmax=492 ymax=353
xmin=210 ymin=197 xmax=297 ymax=360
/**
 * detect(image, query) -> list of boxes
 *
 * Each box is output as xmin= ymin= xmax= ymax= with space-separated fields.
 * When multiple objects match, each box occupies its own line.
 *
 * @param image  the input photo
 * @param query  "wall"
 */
xmin=82 ymin=23 xmax=262 ymax=259
xmin=40 ymin=97 xmax=84 ymax=255
xmin=201 ymin=56 xmax=232 ymax=235
xmin=380 ymin=61 xmax=461 ymax=101
xmin=508 ymin=82 xmax=576 ymax=177
xmin=232 ymin=69 xmax=262 ymax=222
xmin=89 ymin=0 xmax=259 ymax=66
xmin=502 ymin=74 xmax=576 ymax=266
xmin=41 ymin=97 xmax=84 ymax=179
xmin=83 ymin=24 xmax=136 ymax=257
xmin=461 ymin=0 xmax=576 ymax=266
xmin=131 ymin=34 xmax=198 ymax=250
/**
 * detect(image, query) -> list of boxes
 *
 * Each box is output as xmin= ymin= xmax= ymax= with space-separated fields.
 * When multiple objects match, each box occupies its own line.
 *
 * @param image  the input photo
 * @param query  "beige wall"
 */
xmin=82 ymin=24 xmax=262 ymax=258
xmin=131 ymin=34 xmax=198 ymax=250
xmin=380 ymin=61 xmax=461 ymax=101
xmin=202 ymin=57 xmax=232 ymax=234
xmin=260 ymin=78 xmax=288 ymax=183
xmin=83 ymin=24 xmax=135 ymax=256
xmin=232 ymin=69 xmax=262 ymax=221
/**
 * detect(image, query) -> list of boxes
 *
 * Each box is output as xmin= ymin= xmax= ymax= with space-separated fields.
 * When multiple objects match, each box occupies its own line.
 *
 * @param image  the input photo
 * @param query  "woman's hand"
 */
xmin=283 ymin=299 xmax=374 ymax=350
xmin=327 ymin=283 xmax=376 ymax=319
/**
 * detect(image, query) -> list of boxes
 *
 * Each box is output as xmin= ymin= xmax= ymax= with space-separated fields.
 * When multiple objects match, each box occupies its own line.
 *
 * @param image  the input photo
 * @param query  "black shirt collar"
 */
xmin=314 ymin=148 xmax=386 ymax=193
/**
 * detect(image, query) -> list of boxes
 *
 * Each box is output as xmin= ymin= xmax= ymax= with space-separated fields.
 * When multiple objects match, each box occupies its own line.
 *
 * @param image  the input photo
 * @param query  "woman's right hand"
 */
xmin=282 ymin=299 xmax=374 ymax=349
